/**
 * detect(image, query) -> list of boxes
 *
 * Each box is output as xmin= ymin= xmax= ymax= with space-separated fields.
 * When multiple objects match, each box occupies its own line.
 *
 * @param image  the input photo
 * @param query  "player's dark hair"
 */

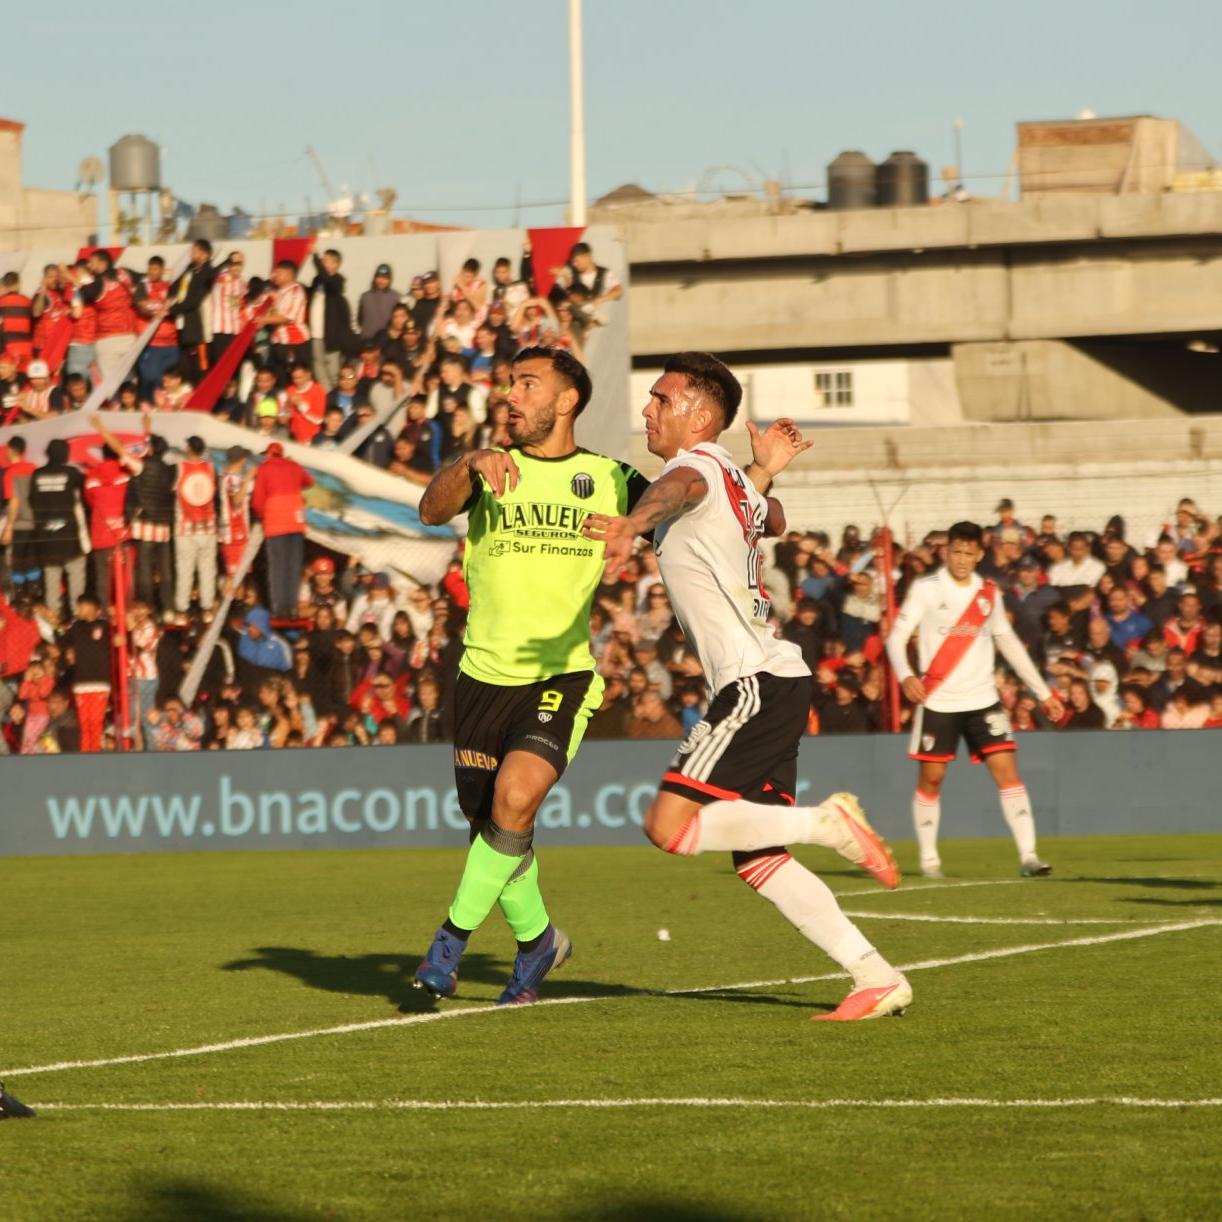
xmin=8 ymin=435 xmax=25 ymax=455
xmin=514 ymin=345 xmax=593 ymax=415
xmin=193 ymin=238 xmax=213 ymax=256
xmin=91 ymin=249 xmax=114 ymax=269
xmin=275 ymin=259 xmax=299 ymax=274
xmin=662 ymin=351 xmax=743 ymax=428
xmin=2 ymin=271 xmax=18 ymax=288
xmin=147 ymin=256 xmax=165 ymax=268
xmin=947 ymin=521 xmax=984 ymax=547
xmin=462 ymin=257 xmax=480 ymax=274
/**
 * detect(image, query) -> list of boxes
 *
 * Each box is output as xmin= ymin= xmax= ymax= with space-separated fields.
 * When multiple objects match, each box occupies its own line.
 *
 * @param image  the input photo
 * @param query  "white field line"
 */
xmin=4 ymin=918 xmax=1217 ymax=1082
xmin=840 ymin=911 xmax=1169 ymax=926
xmin=833 ymin=878 xmax=1029 ymax=899
xmin=31 ymin=1096 xmax=1222 ymax=1114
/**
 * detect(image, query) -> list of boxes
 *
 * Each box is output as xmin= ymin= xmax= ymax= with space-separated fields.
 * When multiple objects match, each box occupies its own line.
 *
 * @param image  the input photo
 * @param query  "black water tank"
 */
xmin=876 ymin=151 xmax=929 ymax=207
xmin=827 ymin=151 xmax=876 ymax=210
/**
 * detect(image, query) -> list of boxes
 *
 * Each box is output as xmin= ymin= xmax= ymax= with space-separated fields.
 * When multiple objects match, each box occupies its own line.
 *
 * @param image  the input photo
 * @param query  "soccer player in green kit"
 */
xmin=413 ymin=346 xmax=649 ymax=1005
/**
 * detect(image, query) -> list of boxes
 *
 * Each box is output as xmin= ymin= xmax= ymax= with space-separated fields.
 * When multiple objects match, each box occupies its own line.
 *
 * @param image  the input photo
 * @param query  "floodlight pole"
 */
xmin=569 ymin=0 xmax=587 ymax=226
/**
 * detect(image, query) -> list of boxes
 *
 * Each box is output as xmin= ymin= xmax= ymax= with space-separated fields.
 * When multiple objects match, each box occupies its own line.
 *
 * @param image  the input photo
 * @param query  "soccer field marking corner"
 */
xmin=29 ymin=1095 xmax=1222 ymax=1114
xmin=3 ymin=917 xmax=1218 ymax=1083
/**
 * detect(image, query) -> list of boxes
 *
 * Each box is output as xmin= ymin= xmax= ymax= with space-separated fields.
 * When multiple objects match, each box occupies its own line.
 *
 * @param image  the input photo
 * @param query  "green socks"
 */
xmin=448 ymin=821 xmax=533 ymax=934
xmin=498 ymin=851 xmax=550 ymax=942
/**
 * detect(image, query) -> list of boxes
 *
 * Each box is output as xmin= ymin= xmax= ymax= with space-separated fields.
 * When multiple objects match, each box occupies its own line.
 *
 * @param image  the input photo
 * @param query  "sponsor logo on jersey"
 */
xmin=453 ymin=748 xmax=499 ymax=770
xmin=676 ymin=720 xmax=712 ymax=755
xmin=538 ymin=712 xmax=553 ymax=723
xmin=570 ymin=472 xmax=594 ymax=499
xmin=976 ymin=596 xmax=992 ymax=616
xmin=493 ymin=501 xmax=589 ymax=538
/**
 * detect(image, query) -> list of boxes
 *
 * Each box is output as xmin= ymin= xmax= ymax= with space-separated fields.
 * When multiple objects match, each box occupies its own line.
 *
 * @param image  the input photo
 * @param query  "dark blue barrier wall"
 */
xmin=1 ymin=732 xmax=1217 ymax=858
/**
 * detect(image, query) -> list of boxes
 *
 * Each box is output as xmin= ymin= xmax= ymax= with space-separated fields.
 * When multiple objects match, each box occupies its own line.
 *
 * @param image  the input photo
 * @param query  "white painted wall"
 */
xmin=630 ymin=357 xmax=962 ymax=431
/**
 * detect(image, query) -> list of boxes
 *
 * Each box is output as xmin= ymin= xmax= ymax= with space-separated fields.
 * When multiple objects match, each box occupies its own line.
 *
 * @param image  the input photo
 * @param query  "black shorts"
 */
xmin=661 ymin=672 xmax=810 ymax=807
xmin=908 ymin=702 xmax=1016 ymax=765
xmin=452 ymin=669 xmax=603 ymax=821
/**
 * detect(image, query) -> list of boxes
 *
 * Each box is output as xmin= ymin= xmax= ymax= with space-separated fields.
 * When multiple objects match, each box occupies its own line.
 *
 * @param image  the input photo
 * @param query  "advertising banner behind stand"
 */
xmin=2 ymin=734 xmax=1218 ymax=858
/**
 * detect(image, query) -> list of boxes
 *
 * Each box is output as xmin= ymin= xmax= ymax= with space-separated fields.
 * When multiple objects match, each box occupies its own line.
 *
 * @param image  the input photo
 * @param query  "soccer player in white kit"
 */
xmin=885 ymin=521 xmax=1066 ymax=878
xmin=584 ymin=352 xmax=911 ymax=1022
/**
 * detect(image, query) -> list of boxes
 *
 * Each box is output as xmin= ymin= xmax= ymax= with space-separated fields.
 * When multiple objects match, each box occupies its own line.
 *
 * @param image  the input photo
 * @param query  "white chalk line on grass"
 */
xmin=833 ymin=878 xmax=1029 ymax=899
xmin=4 ymin=918 xmax=1217 ymax=1081
xmin=32 ymin=1096 xmax=1222 ymax=1114
xmin=840 ymin=911 xmax=1172 ymax=926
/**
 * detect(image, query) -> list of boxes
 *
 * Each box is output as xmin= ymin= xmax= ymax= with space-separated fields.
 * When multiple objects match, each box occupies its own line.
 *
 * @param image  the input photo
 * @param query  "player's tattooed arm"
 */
xmin=583 ymin=467 xmax=707 ymax=574
xmin=419 ymin=448 xmax=520 ymax=524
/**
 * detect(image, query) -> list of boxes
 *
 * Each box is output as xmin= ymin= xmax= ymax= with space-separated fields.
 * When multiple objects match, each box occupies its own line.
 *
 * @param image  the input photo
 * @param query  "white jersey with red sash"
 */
xmin=176 ymin=458 xmax=217 ymax=535
xmin=887 ymin=568 xmax=1036 ymax=713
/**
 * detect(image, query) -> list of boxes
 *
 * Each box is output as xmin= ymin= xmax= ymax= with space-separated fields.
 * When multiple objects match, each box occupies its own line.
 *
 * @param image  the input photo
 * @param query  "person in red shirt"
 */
xmin=251 ymin=442 xmax=314 ymax=618
xmin=0 ymin=271 xmax=34 ymax=368
xmin=283 ymin=361 xmax=326 ymax=443
xmin=76 ymin=249 xmax=140 ymax=385
xmin=32 ymin=264 xmax=74 ymax=376
xmin=174 ymin=435 xmax=219 ymax=618
xmin=134 ymin=256 xmax=181 ymax=402
xmin=85 ymin=414 xmax=143 ymax=610
xmin=261 ymin=260 xmax=310 ymax=384
xmin=66 ymin=258 xmax=99 ymax=383
xmin=1163 ymin=590 xmax=1205 ymax=654
xmin=62 ymin=594 xmax=113 ymax=752
xmin=218 ymin=445 xmax=254 ymax=587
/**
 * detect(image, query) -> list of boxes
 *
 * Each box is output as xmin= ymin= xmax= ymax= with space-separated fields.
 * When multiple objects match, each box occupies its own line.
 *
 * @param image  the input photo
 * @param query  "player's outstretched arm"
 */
xmin=745 ymin=418 xmax=813 ymax=494
xmin=419 ymin=449 xmax=521 ymax=525
xmin=583 ymin=467 xmax=707 ymax=575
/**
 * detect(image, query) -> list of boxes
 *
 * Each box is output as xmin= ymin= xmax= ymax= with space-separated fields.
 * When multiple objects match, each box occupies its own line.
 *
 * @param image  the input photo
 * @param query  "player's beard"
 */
xmin=508 ymin=402 xmax=557 ymax=447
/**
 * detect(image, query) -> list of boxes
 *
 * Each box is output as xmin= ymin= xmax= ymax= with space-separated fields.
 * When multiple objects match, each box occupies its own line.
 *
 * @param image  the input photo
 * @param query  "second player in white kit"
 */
xmin=886 ymin=520 xmax=1065 ymax=878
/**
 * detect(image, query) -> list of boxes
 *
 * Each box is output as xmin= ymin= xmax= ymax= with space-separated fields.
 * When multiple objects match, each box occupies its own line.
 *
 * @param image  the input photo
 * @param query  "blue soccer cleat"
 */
xmin=497 ymin=924 xmax=572 ymax=1007
xmin=413 ymin=926 xmax=467 ymax=999
xmin=0 ymin=1083 xmax=36 ymax=1119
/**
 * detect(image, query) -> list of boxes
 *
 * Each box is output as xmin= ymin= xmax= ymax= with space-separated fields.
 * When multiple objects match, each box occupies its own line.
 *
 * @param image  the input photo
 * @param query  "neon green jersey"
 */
xmin=459 ymin=448 xmax=648 ymax=685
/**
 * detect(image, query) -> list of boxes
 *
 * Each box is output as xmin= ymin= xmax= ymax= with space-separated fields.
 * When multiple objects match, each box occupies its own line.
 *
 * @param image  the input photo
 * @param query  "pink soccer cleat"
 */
xmin=827 ymin=792 xmax=901 ymax=890
xmin=812 ymin=976 xmax=913 ymax=1022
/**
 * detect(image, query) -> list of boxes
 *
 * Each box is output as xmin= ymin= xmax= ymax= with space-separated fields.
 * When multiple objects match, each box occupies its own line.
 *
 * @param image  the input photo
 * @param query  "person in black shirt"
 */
xmin=819 ymin=672 xmax=872 ymax=734
xmin=28 ymin=437 xmax=88 ymax=617
xmin=126 ymin=434 xmax=177 ymax=620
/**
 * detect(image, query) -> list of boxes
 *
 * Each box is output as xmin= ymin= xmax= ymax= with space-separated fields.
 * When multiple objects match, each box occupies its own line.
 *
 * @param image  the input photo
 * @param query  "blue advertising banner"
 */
xmin=1 ymin=733 xmax=1218 ymax=858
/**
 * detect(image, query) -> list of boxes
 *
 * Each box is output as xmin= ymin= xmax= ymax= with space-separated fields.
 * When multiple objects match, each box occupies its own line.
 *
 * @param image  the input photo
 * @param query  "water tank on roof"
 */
xmin=108 ymin=134 xmax=161 ymax=191
xmin=227 ymin=209 xmax=253 ymax=239
xmin=827 ymin=151 xmax=876 ymax=210
xmin=186 ymin=204 xmax=227 ymax=243
xmin=876 ymin=151 xmax=929 ymax=207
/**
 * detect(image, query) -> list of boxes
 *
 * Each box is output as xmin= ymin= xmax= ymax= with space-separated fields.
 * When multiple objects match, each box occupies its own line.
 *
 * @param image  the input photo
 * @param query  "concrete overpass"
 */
xmin=608 ymin=191 xmax=1222 ymax=421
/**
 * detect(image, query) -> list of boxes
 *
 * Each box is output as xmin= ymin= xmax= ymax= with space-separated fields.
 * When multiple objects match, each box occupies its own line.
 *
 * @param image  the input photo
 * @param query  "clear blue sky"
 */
xmin=9 ymin=0 xmax=1221 ymax=229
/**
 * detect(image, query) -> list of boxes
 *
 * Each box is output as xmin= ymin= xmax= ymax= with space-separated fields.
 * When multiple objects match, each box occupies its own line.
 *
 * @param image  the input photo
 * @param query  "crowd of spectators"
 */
xmin=0 ymin=243 xmax=1218 ymax=751
xmin=0 ymin=237 xmax=621 ymax=491
xmin=1 ymin=470 xmax=1220 ymax=754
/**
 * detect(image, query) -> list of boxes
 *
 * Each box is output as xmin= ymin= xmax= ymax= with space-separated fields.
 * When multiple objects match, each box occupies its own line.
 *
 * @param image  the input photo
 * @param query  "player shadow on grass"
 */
xmin=220 ymin=946 xmax=646 ymax=1012
xmin=1120 ymin=896 xmax=1222 ymax=909
xmin=127 ymin=1179 xmax=308 ymax=1221
xmin=1068 ymin=876 xmax=1220 ymax=890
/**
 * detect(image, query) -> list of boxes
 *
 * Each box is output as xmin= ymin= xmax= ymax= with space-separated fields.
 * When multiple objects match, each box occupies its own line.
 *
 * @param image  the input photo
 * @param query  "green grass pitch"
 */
xmin=2 ymin=834 xmax=1221 ymax=1220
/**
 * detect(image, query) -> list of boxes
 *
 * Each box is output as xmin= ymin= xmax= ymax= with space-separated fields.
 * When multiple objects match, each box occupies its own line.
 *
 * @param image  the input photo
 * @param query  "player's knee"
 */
xmin=644 ymin=801 xmax=696 ymax=854
xmin=491 ymin=781 xmax=540 ymax=831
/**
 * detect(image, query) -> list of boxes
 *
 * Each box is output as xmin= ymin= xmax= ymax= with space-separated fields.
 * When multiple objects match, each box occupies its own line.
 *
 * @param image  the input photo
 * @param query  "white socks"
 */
xmin=913 ymin=782 xmax=1038 ymax=865
xmin=913 ymin=789 xmax=941 ymax=869
xmin=667 ymin=798 xmax=849 ymax=856
xmin=999 ymin=783 xmax=1037 ymax=861
xmin=738 ymin=853 xmax=898 ymax=989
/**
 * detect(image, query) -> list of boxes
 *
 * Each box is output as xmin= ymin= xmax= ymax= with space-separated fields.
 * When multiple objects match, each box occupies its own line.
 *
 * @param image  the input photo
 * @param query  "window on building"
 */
xmin=814 ymin=369 xmax=854 ymax=408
